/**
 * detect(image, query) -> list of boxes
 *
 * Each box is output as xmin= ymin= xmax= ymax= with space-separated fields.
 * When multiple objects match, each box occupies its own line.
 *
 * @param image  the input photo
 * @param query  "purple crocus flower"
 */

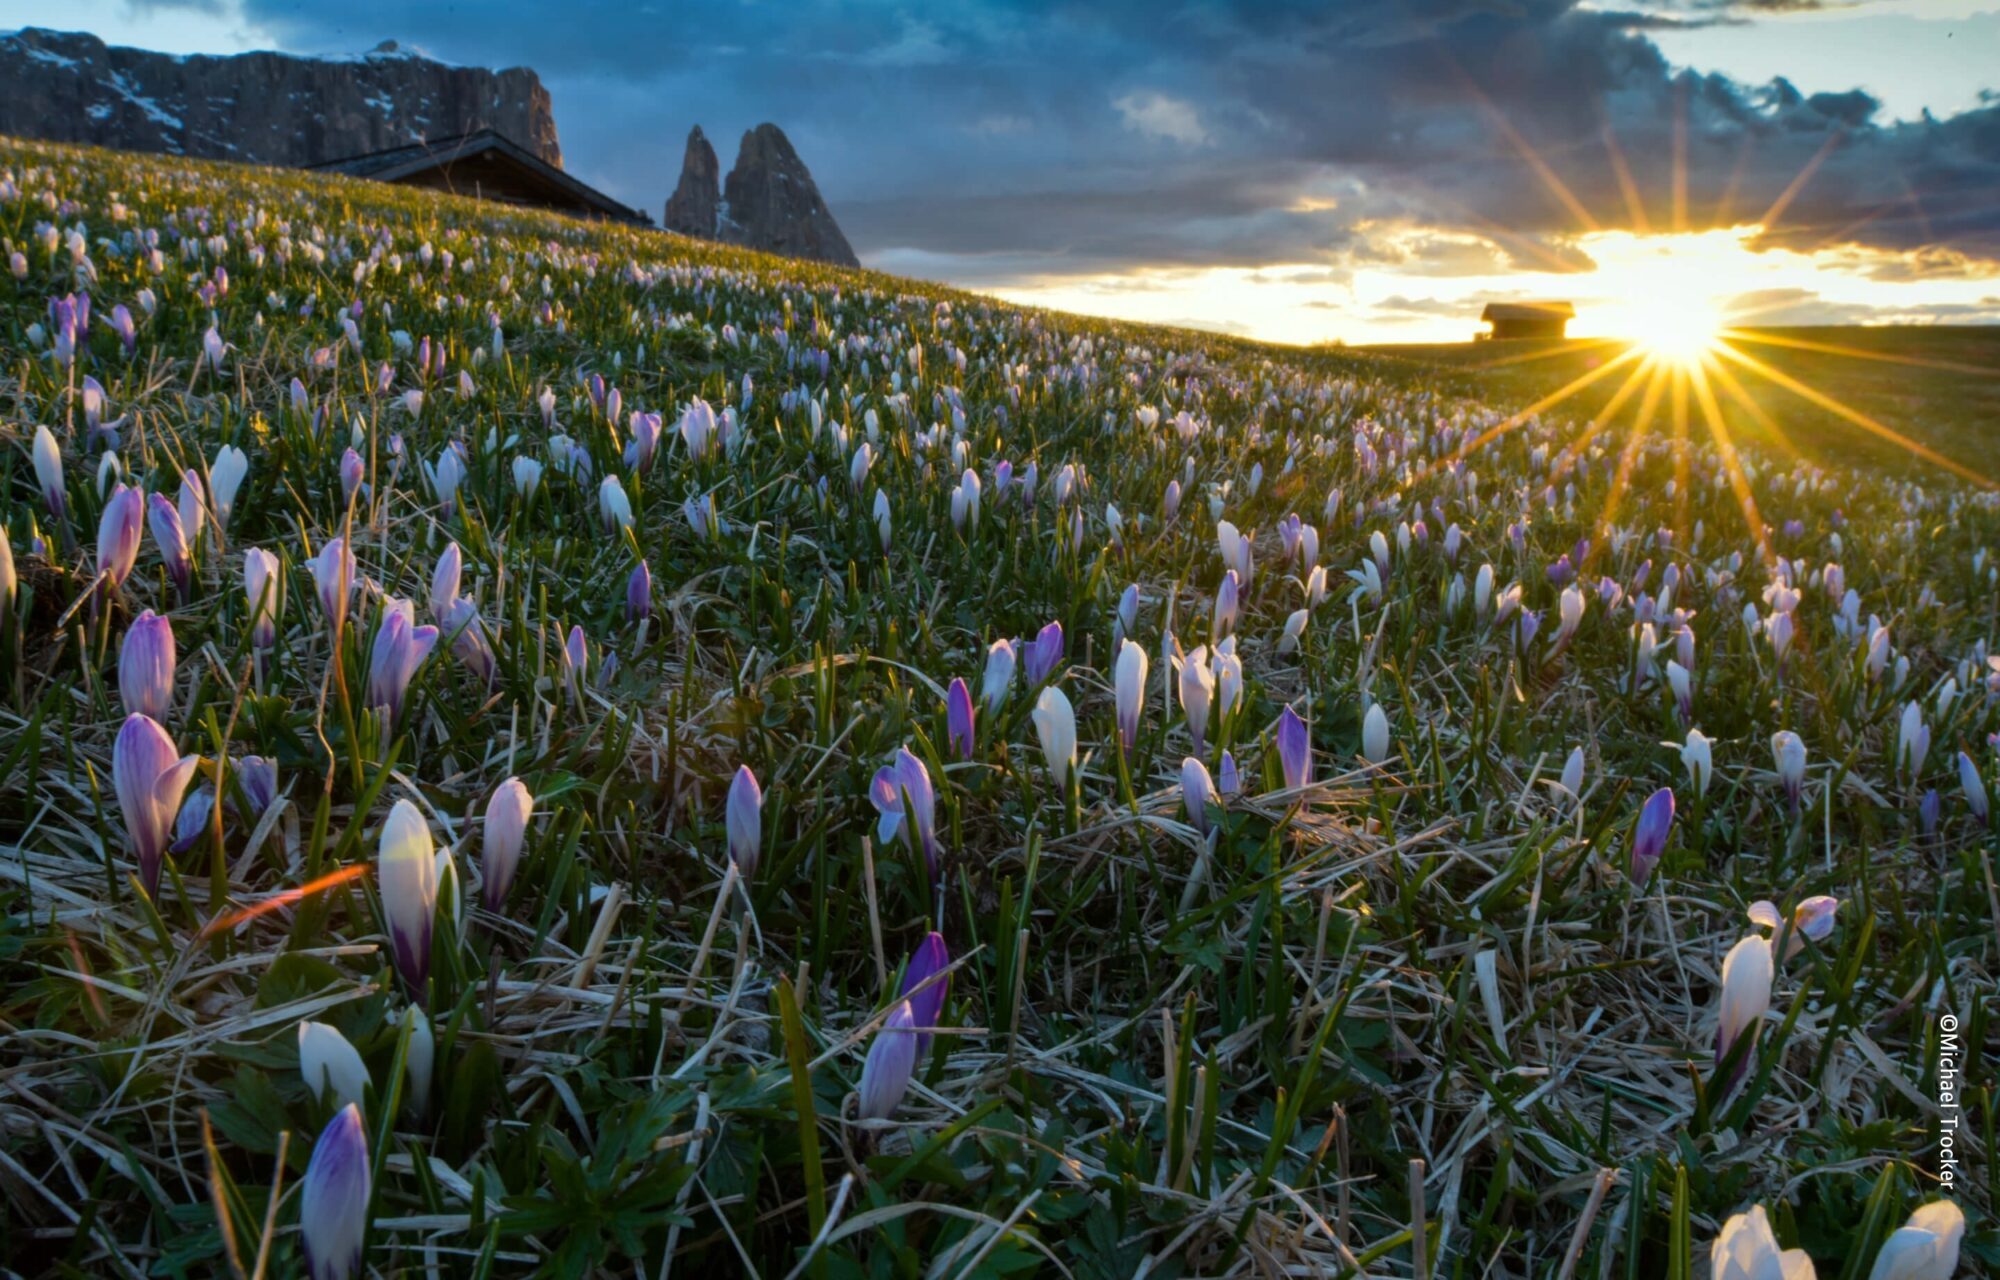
xmin=1218 ymin=750 xmax=1240 ymax=797
xmin=377 ymin=799 xmax=436 ymax=998
xmin=113 ymin=713 xmax=200 ymax=899
xmin=236 ymin=755 xmax=279 ymax=816
xmin=857 ymin=1001 xmax=919 ymax=1121
xmin=946 ymin=677 xmax=976 ymax=761
xmin=309 ymin=537 xmax=355 ymax=635
xmin=481 ymin=777 xmax=534 ymax=912
xmin=339 ymin=449 xmax=365 ymax=504
xmin=439 ymin=598 xmax=496 ymax=684
xmin=624 ymin=410 xmax=662 ymax=471
xmin=1181 ymin=756 xmax=1215 ymax=834
xmin=869 ymin=765 xmax=904 ymax=844
xmin=119 ymin=611 xmax=176 ymax=721
xmin=1276 ymin=705 xmax=1310 ymax=792
xmin=726 ymin=765 xmax=763 ymax=879
xmin=898 ymin=931 xmax=951 ymax=1053
xmin=1919 ymin=788 xmax=1941 ymax=835
xmin=561 ymin=625 xmax=587 ymax=705
xmin=626 ymin=561 xmax=652 ymax=623
xmin=300 ymin=1103 xmax=371 ymax=1280
xmin=1023 ymin=620 xmax=1064 ymax=686
xmin=97 ymin=482 xmax=144 ymax=592
xmin=108 ymin=303 xmax=137 ymax=355
xmin=1630 ymin=787 xmax=1676 ymax=887
xmin=147 ymin=493 xmax=192 ymax=599
xmin=894 ymin=747 xmax=939 ymax=879
xmin=365 ymin=598 xmax=439 ymax=724
xmin=170 ymin=785 xmax=215 ymax=855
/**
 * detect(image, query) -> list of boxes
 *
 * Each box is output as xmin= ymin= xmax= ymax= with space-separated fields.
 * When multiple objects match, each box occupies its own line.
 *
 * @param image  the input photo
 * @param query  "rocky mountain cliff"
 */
xmin=0 ymin=27 xmax=561 ymax=168
xmin=663 ymin=123 xmax=858 ymax=267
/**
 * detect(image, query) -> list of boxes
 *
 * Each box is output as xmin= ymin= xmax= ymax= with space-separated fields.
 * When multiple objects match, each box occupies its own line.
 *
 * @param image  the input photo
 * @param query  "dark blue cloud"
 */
xmin=145 ymin=0 xmax=2000 ymax=275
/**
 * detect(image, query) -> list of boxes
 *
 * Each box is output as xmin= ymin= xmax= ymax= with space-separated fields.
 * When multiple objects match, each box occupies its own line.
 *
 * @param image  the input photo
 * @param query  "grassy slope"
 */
xmin=0 ymin=135 xmax=1995 ymax=1278
xmin=1356 ymin=328 xmax=2000 ymax=482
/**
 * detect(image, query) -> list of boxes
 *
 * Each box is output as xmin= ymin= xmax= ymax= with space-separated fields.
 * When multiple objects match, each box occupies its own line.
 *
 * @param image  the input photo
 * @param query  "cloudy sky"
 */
xmin=7 ymin=0 xmax=1999 ymax=342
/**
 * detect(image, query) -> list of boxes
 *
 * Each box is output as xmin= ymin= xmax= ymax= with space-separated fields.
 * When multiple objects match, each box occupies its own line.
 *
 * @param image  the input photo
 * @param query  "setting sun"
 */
xmin=1624 ymin=296 xmax=1725 ymax=365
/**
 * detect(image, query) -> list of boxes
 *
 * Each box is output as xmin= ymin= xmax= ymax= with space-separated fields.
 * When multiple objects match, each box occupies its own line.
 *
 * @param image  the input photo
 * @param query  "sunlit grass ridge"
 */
xmin=0 ymin=135 xmax=1993 ymax=1278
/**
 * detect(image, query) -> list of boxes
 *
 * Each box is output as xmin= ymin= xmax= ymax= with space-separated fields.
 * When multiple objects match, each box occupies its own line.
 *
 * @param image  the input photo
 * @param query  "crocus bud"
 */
xmin=598 ymin=475 xmax=633 ymax=533
xmin=1032 ymin=686 xmax=1078 ymax=791
xmin=1277 ymin=704 xmax=1311 ymax=790
xmin=147 ymin=493 xmax=192 ymax=598
xmin=33 ymin=424 xmax=65 ymax=519
xmin=946 ymin=677 xmax=976 ymax=761
xmin=309 ymin=537 xmax=355 ymax=634
xmin=898 ymin=932 xmax=951 ymax=1053
xmin=298 ymin=1021 xmax=370 ymax=1113
xmin=119 ymin=611 xmax=176 ymax=721
xmin=365 ymin=598 xmax=439 ymax=724
xmin=1361 ymin=703 xmax=1390 ymax=765
xmin=1559 ymin=746 xmax=1586 ymax=804
xmin=1218 ymin=749 xmax=1240 ymax=797
xmin=1181 ymin=756 xmax=1215 ymax=834
xmin=512 ymin=455 xmax=543 ymax=498
xmin=560 ymin=625 xmax=587 ymax=705
xmin=626 ymin=560 xmax=652 ymax=623
xmin=1212 ymin=569 xmax=1239 ymax=639
xmin=1958 ymin=750 xmax=1990 ymax=827
xmin=1116 ymin=583 xmax=1140 ymax=643
xmin=1665 ymin=660 xmax=1693 ymax=723
xmin=1630 ymin=787 xmax=1675 ymax=887
xmin=209 ymin=445 xmax=248 ymax=531
xmin=245 ymin=548 xmax=281 ymax=650
xmin=431 ymin=543 xmax=462 ymax=616
xmin=981 ymin=639 xmax=1017 ymax=715
xmin=1178 ymin=645 xmax=1214 ymax=753
xmin=1713 ymin=932 xmax=1773 ymax=1074
xmin=237 ymin=755 xmax=279 ymax=817
xmin=1865 ymin=1201 xmax=1964 ymax=1280
xmin=403 ymin=1006 xmax=434 ymax=1117
xmin=1024 ymin=620 xmax=1064 ymax=686
xmin=113 ymin=713 xmax=199 ymax=899
xmin=1681 ymin=729 xmax=1713 ymax=797
xmin=300 ymin=1104 xmax=371 ymax=1280
xmin=1278 ymin=608 xmax=1308 ymax=655
xmin=726 ymin=765 xmax=763 ymax=878
xmin=1771 ymin=731 xmax=1806 ymax=812
xmin=1114 ymin=639 xmax=1148 ymax=752
xmin=0 ymin=526 xmax=13 ymax=629
xmin=1710 ymin=1206 xmax=1810 ymax=1280
xmin=481 ymin=777 xmax=533 ymax=912
xmin=377 ymin=799 xmax=437 ymax=998
xmin=893 ymin=747 xmax=939 ymax=878
xmin=857 ymin=1001 xmax=919 ymax=1121
xmin=97 ymin=483 xmax=144 ymax=591
xmin=339 ymin=448 xmax=365 ymax=502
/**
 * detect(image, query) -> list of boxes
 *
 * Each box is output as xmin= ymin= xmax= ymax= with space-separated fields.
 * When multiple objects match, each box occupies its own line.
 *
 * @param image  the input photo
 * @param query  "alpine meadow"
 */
xmin=0 ymin=132 xmax=1991 ymax=1279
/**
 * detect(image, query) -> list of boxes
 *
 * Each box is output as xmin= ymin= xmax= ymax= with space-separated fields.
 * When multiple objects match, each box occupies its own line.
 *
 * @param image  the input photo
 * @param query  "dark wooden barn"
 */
xmin=308 ymin=129 xmax=649 ymax=226
xmin=1480 ymin=301 xmax=1574 ymax=341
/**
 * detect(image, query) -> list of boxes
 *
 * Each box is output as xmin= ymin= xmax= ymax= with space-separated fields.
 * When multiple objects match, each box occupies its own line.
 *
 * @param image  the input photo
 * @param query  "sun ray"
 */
xmin=1702 ymin=342 xmax=1807 ymax=464
xmin=197 ymin=864 xmax=371 ymax=940
xmin=1450 ymin=345 xmax=1647 ymax=459
xmin=1465 ymin=335 xmax=1629 ymax=372
xmin=1600 ymin=120 xmax=1649 ymax=234
xmin=1587 ymin=359 xmax=1671 ymax=569
xmin=1551 ymin=352 xmax=1659 ymax=481
xmin=1713 ymin=344 xmax=1996 ymax=488
xmin=1687 ymin=354 xmax=1775 ymax=569
xmin=1754 ymin=129 xmax=1845 ymax=233
xmin=1724 ymin=329 xmax=2000 ymax=378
